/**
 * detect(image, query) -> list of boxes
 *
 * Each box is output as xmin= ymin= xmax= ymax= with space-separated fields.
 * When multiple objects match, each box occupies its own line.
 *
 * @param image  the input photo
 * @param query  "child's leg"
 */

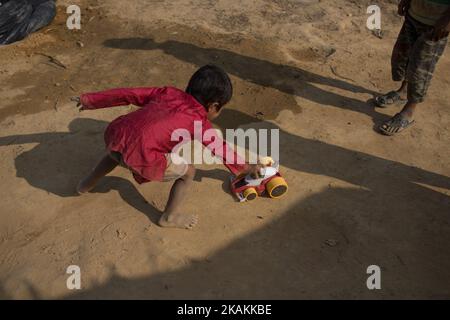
xmin=396 ymin=80 xmax=408 ymax=99
xmin=77 ymin=153 xmax=119 ymax=194
xmin=401 ymin=32 xmax=448 ymax=120
xmin=375 ymin=17 xmax=416 ymax=107
xmin=391 ymin=18 xmax=416 ymax=90
xmin=159 ymin=165 xmax=198 ymax=230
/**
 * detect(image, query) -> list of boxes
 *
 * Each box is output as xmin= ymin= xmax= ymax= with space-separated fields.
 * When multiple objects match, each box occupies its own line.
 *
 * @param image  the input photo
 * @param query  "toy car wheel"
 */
xmin=266 ymin=177 xmax=288 ymax=198
xmin=243 ymin=188 xmax=258 ymax=201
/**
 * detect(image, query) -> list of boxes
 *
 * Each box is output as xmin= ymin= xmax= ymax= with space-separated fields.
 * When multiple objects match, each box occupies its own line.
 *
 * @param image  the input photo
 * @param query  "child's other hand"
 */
xmin=71 ymin=96 xmax=84 ymax=111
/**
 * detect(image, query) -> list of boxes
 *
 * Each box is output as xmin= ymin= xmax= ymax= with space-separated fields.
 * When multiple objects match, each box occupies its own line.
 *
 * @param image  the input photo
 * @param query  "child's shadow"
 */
xmin=0 ymin=118 xmax=161 ymax=224
xmin=90 ymin=176 xmax=161 ymax=224
xmin=194 ymin=168 xmax=234 ymax=198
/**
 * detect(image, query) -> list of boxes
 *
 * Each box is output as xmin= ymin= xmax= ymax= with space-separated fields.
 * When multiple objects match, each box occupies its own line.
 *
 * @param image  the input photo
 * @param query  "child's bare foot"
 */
xmin=159 ymin=212 xmax=198 ymax=230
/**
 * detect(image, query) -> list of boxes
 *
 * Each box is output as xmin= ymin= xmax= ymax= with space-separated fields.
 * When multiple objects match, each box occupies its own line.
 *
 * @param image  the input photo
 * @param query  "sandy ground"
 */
xmin=0 ymin=0 xmax=449 ymax=299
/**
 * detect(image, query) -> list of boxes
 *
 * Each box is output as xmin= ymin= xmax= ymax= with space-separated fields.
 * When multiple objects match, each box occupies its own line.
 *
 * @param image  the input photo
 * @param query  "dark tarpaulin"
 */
xmin=0 ymin=0 xmax=56 ymax=45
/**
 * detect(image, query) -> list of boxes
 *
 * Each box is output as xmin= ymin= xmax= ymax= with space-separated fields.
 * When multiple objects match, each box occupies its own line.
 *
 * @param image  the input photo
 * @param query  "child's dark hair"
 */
xmin=186 ymin=65 xmax=233 ymax=109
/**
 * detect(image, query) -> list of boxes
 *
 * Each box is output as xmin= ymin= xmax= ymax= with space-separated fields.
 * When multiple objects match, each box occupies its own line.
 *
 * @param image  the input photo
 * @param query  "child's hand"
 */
xmin=234 ymin=164 xmax=261 ymax=179
xmin=248 ymin=164 xmax=264 ymax=179
xmin=71 ymin=96 xmax=84 ymax=111
xmin=236 ymin=157 xmax=274 ymax=179
xmin=245 ymin=159 xmax=274 ymax=178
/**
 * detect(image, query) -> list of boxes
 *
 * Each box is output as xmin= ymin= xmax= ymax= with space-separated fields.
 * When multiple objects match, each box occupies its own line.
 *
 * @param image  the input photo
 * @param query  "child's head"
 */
xmin=186 ymin=65 xmax=233 ymax=121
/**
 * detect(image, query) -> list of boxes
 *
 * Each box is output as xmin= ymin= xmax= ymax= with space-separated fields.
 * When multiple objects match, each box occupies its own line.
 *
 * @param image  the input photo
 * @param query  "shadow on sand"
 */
xmin=103 ymin=37 xmax=383 ymax=122
xmin=1 ymin=109 xmax=449 ymax=298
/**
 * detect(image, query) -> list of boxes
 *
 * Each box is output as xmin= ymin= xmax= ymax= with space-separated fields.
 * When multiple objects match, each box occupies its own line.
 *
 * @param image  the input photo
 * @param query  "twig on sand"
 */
xmin=372 ymin=29 xmax=384 ymax=39
xmin=369 ymin=80 xmax=378 ymax=88
xmin=342 ymin=48 xmax=353 ymax=55
xmin=54 ymin=96 xmax=60 ymax=111
xmin=35 ymin=52 xmax=67 ymax=69
xmin=330 ymin=65 xmax=355 ymax=82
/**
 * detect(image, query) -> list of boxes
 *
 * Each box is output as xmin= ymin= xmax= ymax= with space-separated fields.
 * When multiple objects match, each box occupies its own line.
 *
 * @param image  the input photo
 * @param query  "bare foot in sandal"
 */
xmin=375 ymin=91 xmax=408 ymax=108
xmin=379 ymin=112 xmax=415 ymax=136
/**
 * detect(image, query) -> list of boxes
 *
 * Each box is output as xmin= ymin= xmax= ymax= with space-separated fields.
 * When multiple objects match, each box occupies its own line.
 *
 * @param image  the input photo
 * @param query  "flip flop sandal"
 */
xmin=379 ymin=113 xmax=415 ymax=136
xmin=374 ymin=91 xmax=407 ymax=108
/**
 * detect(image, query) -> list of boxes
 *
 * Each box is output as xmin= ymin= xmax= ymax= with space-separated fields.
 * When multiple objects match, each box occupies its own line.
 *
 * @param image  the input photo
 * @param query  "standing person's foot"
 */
xmin=374 ymin=91 xmax=407 ymax=108
xmin=159 ymin=212 xmax=198 ymax=230
xmin=379 ymin=112 xmax=415 ymax=136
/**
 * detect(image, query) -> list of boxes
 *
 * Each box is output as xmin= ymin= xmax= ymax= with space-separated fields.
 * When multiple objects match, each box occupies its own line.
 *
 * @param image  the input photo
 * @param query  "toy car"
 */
xmin=230 ymin=161 xmax=288 ymax=202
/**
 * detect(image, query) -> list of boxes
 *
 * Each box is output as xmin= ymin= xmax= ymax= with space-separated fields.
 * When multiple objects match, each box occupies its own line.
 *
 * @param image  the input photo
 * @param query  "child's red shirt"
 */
xmin=80 ymin=86 xmax=247 ymax=183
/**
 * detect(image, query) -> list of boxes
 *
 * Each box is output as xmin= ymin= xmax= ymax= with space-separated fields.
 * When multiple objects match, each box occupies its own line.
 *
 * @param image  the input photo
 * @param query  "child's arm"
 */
xmin=201 ymin=121 xmax=250 ymax=176
xmin=0 ymin=133 xmax=65 ymax=146
xmin=76 ymin=87 xmax=165 ymax=110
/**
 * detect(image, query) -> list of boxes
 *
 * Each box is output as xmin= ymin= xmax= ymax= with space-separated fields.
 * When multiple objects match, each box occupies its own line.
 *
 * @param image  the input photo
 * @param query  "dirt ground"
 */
xmin=0 ymin=0 xmax=449 ymax=299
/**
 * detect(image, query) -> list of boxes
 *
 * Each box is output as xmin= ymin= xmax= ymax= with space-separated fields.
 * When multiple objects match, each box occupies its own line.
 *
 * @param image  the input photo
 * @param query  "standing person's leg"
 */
xmin=380 ymin=19 xmax=448 ymax=135
xmin=158 ymin=153 xmax=198 ymax=230
xmin=402 ymin=35 xmax=448 ymax=119
xmin=375 ymin=17 xmax=417 ymax=108
xmin=77 ymin=152 xmax=119 ymax=194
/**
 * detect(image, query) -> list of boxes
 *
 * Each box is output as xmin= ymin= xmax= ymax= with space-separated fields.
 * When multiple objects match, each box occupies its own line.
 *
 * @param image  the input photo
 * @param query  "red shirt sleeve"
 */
xmin=201 ymin=120 xmax=248 ymax=176
xmin=80 ymin=87 xmax=164 ymax=110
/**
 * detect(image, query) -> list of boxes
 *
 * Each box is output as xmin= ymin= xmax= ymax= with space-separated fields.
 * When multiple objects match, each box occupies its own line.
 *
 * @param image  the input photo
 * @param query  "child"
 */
xmin=375 ymin=0 xmax=449 ymax=135
xmin=74 ymin=65 xmax=259 ymax=230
